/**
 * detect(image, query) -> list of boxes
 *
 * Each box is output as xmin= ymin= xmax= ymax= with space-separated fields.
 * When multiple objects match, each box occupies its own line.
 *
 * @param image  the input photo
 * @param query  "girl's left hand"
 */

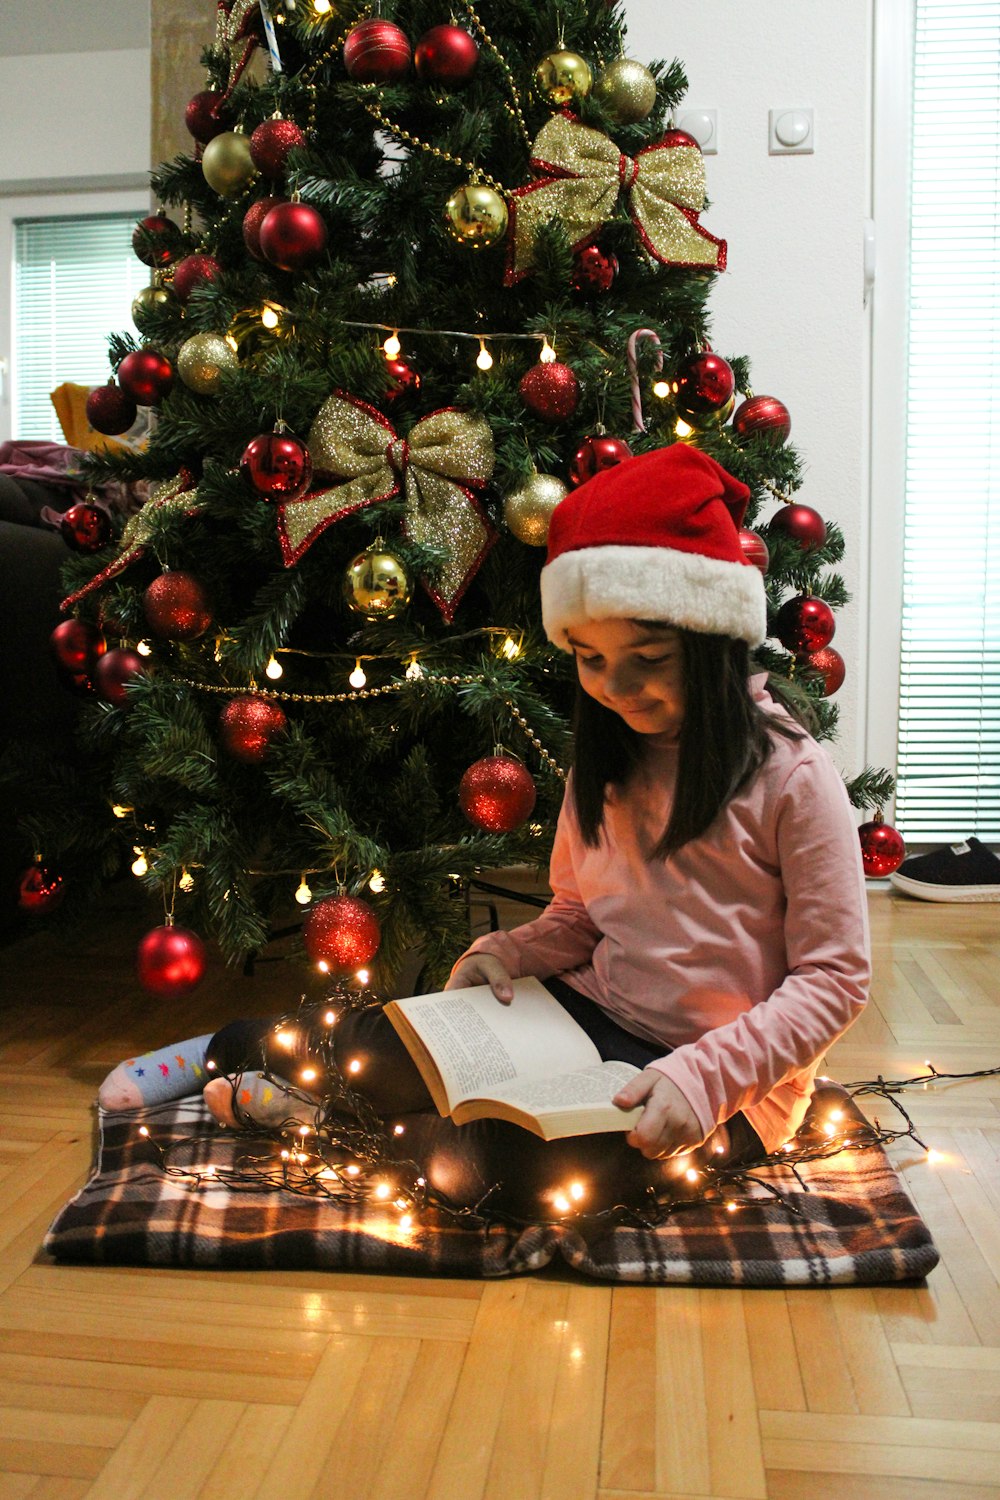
xmin=613 ymin=1068 xmax=704 ymax=1159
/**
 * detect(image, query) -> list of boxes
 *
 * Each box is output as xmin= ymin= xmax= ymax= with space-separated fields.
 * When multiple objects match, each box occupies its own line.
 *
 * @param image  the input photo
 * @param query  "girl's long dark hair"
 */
xmin=571 ymin=630 xmax=812 ymax=858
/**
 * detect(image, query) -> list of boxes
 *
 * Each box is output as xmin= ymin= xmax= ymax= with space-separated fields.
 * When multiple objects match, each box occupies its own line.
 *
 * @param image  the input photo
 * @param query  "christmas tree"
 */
xmin=13 ymin=0 xmax=894 ymax=992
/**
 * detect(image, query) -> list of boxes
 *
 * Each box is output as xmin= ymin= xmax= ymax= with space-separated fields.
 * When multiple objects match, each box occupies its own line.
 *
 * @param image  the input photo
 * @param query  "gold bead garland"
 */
xmin=458 ymin=0 xmax=532 ymax=151
xmin=360 ymin=94 xmax=506 ymax=194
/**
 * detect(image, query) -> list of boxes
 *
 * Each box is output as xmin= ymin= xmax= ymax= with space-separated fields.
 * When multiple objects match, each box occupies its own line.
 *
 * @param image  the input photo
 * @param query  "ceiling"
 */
xmin=2 ymin=1 xmax=150 ymax=56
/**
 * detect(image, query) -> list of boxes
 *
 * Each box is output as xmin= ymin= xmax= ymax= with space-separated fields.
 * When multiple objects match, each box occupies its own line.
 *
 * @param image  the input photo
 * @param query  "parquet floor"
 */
xmin=0 ymin=882 xmax=998 ymax=1500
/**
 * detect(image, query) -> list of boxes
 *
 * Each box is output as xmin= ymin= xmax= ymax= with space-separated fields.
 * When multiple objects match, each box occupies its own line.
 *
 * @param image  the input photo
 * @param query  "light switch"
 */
xmin=769 ymin=108 xmax=814 ymax=155
xmin=676 ymin=108 xmax=718 ymax=155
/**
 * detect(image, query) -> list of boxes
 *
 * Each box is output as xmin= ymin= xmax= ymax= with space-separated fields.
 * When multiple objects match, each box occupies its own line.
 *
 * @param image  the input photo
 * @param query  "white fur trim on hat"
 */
xmin=541 ymin=544 xmax=767 ymax=648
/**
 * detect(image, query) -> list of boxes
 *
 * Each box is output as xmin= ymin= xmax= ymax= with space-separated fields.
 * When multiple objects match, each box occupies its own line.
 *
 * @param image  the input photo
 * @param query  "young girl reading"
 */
xmin=99 ymin=444 xmax=871 ymax=1217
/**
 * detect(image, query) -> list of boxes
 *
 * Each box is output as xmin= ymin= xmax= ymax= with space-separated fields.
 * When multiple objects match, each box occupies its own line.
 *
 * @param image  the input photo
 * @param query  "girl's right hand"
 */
xmin=445 ymin=954 xmax=515 ymax=1004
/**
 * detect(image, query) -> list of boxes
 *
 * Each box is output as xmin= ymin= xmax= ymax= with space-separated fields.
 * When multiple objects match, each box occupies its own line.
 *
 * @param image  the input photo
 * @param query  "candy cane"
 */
xmin=626 ymin=327 xmax=664 ymax=433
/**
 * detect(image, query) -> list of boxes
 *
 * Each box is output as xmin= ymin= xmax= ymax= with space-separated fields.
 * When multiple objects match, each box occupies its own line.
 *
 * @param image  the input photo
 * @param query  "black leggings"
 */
xmin=206 ymin=978 xmax=763 ymax=1220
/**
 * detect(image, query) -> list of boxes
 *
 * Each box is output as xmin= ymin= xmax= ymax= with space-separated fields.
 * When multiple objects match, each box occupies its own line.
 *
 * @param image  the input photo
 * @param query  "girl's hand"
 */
xmin=613 ymin=1068 xmax=703 ymax=1159
xmin=445 ymin=954 xmax=515 ymax=1003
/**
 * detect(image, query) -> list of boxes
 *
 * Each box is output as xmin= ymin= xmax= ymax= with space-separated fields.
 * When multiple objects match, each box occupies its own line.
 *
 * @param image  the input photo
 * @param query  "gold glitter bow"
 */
xmin=277 ymin=392 xmax=497 ymax=622
xmin=60 ymin=475 xmax=203 ymax=611
xmin=505 ymin=113 xmax=727 ymax=284
xmin=215 ymin=0 xmax=264 ymax=99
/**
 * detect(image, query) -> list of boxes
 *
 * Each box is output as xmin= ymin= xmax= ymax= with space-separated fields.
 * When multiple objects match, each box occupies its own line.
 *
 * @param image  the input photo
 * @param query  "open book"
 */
xmin=383 ymin=976 xmax=644 ymax=1141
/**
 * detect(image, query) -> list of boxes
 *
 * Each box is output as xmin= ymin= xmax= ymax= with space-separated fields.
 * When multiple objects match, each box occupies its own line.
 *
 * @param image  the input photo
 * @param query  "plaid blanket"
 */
xmin=44 ymin=1086 xmax=939 ymax=1284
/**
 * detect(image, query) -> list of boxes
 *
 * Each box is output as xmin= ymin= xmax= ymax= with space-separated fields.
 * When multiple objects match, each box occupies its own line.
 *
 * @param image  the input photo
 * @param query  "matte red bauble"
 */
xmin=383 ymin=357 xmax=422 ymax=402
xmin=94 ymin=647 xmax=146 ymax=706
xmin=259 ymin=201 xmax=328 ymax=271
xmin=568 ymin=435 xmax=633 ymax=487
xmin=136 ymin=923 xmax=207 ymax=997
xmin=50 ymin=618 xmax=107 ymax=673
xmin=171 ymin=253 xmax=223 ymax=305
xmin=414 ymin=24 xmax=479 ymax=84
xmin=804 ymin=645 xmax=846 ymax=697
xmin=732 ymin=394 xmax=791 ymax=445
xmin=242 ymin=196 xmax=286 ymax=261
xmin=60 ymin=503 xmax=112 ymax=553
xmin=250 ymin=118 xmax=306 ymax=178
xmin=343 ymin=19 xmax=412 ymax=82
xmin=240 ymin=430 xmax=312 ymax=500
xmin=519 ymin=361 xmax=580 ymax=423
xmin=85 ymin=382 xmax=138 ymax=436
xmin=738 ymin=528 xmax=770 ymax=573
xmin=303 ymin=895 xmax=381 ymax=973
xmin=131 ymin=213 xmax=183 ymax=268
xmin=17 ymin=863 xmax=65 ymax=914
xmin=185 ymin=89 xmax=231 ymax=144
xmin=769 ymin=503 xmax=827 ymax=551
xmin=858 ymin=815 xmax=906 ymax=878
xmin=218 ymin=695 xmax=287 ymax=762
xmin=143 ymin=572 xmax=213 ymax=642
xmin=773 ymin=595 xmax=836 ymax=655
xmin=673 ymin=350 xmax=735 ymax=415
xmin=117 ymin=349 xmax=174 ymax=405
xmin=570 ymin=244 xmax=618 ymax=295
xmin=459 ymin=755 xmax=537 ymax=833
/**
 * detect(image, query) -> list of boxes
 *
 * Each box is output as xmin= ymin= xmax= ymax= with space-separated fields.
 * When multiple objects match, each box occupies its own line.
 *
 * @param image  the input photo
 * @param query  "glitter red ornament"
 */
xmin=673 ymin=349 xmax=735 ymax=416
xmin=414 ymin=24 xmax=479 ymax=85
xmin=242 ymin=195 xmax=286 ymax=260
xmin=519 ymin=361 xmax=580 ymax=423
xmin=769 ymin=503 xmax=827 ymax=551
xmin=773 ymin=595 xmax=836 ymax=656
xmin=60 ymin=503 xmax=112 ymax=553
xmin=171 ymin=253 xmax=223 ymax=305
xmin=568 ymin=435 xmax=633 ymax=487
xmin=383 ymin=357 xmax=422 ymax=403
xmin=85 ymin=382 xmax=138 ymax=436
xmin=804 ymin=645 xmax=846 ymax=697
xmin=50 ymin=618 xmax=107 ymax=673
xmin=117 ymin=349 xmax=174 ymax=405
xmin=240 ymin=429 xmax=313 ymax=500
xmin=858 ymin=814 xmax=906 ymax=878
xmin=343 ymin=19 xmax=412 ymax=83
xmin=143 ymin=572 xmax=213 ymax=642
xmin=17 ymin=861 xmax=65 ymax=913
xmin=738 ymin=529 xmax=769 ymax=573
xmin=136 ymin=923 xmax=207 ymax=997
xmin=250 ymin=117 xmax=307 ymax=178
xmin=219 ymin=695 xmax=288 ymax=762
xmin=185 ymin=89 xmax=231 ymax=144
xmin=732 ymin=394 xmax=791 ymax=445
xmin=258 ymin=201 xmax=328 ymax=271
xmin=459 ymin=755 xmax=537 ymax=833
xmin=94 ymin=646 xmax=146 ymax=706
xmin=131 ymin=213 xmax=183 ymax=268
xmin=303 ymin=894 xmax=381 ymax=972
xmin=570 ymin=243 xmax=618 ymax=295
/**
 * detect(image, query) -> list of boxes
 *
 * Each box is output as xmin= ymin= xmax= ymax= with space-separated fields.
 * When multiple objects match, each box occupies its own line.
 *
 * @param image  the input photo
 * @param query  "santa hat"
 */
xmin=541 ymin=443 xmax=766 ymax=648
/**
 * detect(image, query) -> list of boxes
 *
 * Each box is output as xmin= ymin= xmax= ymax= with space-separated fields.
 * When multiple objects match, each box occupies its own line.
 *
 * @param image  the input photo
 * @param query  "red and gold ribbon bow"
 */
xmin=60 ymin=473 xmax=202 ymax=612
xmin=277 ymin=392 xmax=497 ymax=622
xmin=506 ymin=113 xmax=727 ymax=285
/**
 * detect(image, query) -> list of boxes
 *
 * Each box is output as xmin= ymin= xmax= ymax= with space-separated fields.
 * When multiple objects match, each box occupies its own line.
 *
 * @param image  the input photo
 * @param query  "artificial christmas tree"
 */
xmin=8 ymin=0 xmax=894 ymax=984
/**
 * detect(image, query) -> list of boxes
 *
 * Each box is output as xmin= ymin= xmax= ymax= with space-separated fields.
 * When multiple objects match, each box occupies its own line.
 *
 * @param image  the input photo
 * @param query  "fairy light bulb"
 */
xmin=500 ymin=634 xmax=521 ymax=660
xmin=383 ymin=331 xmax=401 ymax=358
xmin=344 ymin=1163 xmax=360 ymax=1177
xmin=393 ymin=1123 xmax=405 ymax=1136
xmin=300 ymin=1067 xmax=318 ymax=1084
xmin=374 ymin=1181 xmax=391 ymax=1200
xmin=539 ymin=336 xmax=556 ymax=364
xmin=684 ymin=1167 xmax=700 ymax=1183
xmin=178 ymin=868 xmax=195 ymax=893
xmin=652 ymin=379 xmax=670 ymax=398
xmin=399 ymin=1213 xmax=413 ymax=1229
xmin=405 ymin=655 xmax=423 ymax=680
xmin=265 ymin=655 xmax=283 ymax=680
xmin=274 ymin=1029 xmax=296 ymax=1050
xmin=131 ymin=848 xmax=148 ymax=877
xmin=138 ymin=1125 xmax=149 ymax=1137
xmin=225 ymin=334 xmax=238 ymax=353
xmin=316 ymin=959 xmax=329 ymax=973
xmin=356 ymin=968 xmax=370 ymax=984
xmin=553 ymin=1193 xmax=571 ymax=1215
xmin=674 ymin=416 xmax=694 ymax=439
xmin=927 ymin=1148 xmax=944 ymax=1164
xmin=348 ymin=1058 xmax=361 ymax=1074
xmin=369 ymin=869 xmax=386 ymax=894
xmin=569 ymin=1181 xmax=584 ymax=1201
xmin=726 ymin=1201 xmax=738 ymax=1213
xmin=313 ymin=0 xmax=331 ymax=12
xmin=261 ymin=303 xmax=281 ymax=330
xmin=295 ymin=875 xmax=312 ymax=905
xmin=324 ymin=1010 xmax=336 ymax=1025
xmin=476 ymin=338 xmax=493 ymax=371
xmin=298 ymin=1122 xmax=312 ymax=1134
xmin=136 ymin=639 xmax=153 ymax=656
xmin=349 ymin=659 xmax=367 ymax=689
xmin=111 ymin=804 xmax=129 ymax=819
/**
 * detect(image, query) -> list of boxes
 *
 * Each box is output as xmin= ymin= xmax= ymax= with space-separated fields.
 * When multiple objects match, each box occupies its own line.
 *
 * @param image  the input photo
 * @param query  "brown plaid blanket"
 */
xmin=44 ymin=1086 xmax=938 ymax=1284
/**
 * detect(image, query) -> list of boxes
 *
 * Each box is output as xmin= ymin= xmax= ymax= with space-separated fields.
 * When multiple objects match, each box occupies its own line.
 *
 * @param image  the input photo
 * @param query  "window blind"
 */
xmin=896 ymin=0 xmax=1000 ymax=841
xmin=13 ymin=213 xmax=147 ymax=441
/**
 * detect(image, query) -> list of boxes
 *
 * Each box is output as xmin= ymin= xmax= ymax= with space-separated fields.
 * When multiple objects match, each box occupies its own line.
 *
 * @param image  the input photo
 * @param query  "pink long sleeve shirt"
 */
xmin=461 ymin=678 xmax=871 ymax=1152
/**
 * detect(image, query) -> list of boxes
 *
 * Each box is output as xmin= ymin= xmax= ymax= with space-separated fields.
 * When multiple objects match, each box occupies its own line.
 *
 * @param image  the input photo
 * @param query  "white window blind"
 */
xmin=13 ymin=213 xmax=147 ymax=441
xmin=896 ymin=0 xmax=1000 ymax=841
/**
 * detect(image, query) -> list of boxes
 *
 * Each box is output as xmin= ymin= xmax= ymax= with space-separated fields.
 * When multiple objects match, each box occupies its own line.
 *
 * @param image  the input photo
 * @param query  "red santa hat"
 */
xmin=540 ymin=443 xmax=765 ymax=648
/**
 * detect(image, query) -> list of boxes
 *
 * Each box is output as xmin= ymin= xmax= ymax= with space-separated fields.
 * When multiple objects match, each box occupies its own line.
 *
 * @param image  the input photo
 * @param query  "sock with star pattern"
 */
xmin=98 ymin=1034 xmax=214 ymax=1110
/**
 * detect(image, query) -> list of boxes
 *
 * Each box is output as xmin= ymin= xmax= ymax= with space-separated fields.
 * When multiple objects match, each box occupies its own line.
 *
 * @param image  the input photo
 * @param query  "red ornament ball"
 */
xmin=17 ymin=863 xmax=65 ymax=914
xmin=117 ymin=349 xmax=174 ymax=405
xmin=171 ymin=253 xmax=223 ymax=305
xmin=303 ymin=894 xmax=381 ymax=973
xmin=738 ymin=528 xmax=770 ymax=574
xmin=773 ymin=595 xmax=836 ymax=656
xmin=383 ymin=357 xmax=422 ymax=403
xmin=242 ymin=196 xmax=286 ymax=260
xmin=185 ymin=89 xmax=231 ymax=144
xmin=143 ymin=572 xmax=213 ymax=642
xmin=94 ymin=646 xmax=146 ymax=706
xmin=259 ymin=201 xmax=328 ymax=271
xmin=343 ymin=19 xmax=412 ymax=82
xmin=50 ymin=618 xmax=106 ymax=673
xmin=732 ymin=394 xmax=791 ymax=445
xmin=804 ymin=645 xmax=846 ymax=697
xmin=131 ymin=213 xmax=183 ymax=268
xmin=86 ymin=382 xmax=138 ymax=436
xmin=673 ymin=349 xmax=735 ymax=415
xmin=414 ymin=24 xmax=479 ymax=85
xmin=240 ymin=430 xmax=313 ymax=500
xmin=136 ymin=923 xmax=207 ymax=997
xmin=459 ymin=755 xmax=537 ymax=833
xmin=519 ymin=361 xmax=580 ymax=423
xmin=569 ymin=435 xmax=633 ymax=487
xmin=769 ymin=503 xmax=827 ymax=551
xmin=250 ymin=118 xmax=307 ymax=178
xmin=858 ymin=816 xmax=906 ymax=878
xmin=219 ymin=695 xmax=288 ymax=762
xmin=60 ymin=503 xmax=112 ymax=553
xmin=571 ymin=244 xmax=618 ymax=295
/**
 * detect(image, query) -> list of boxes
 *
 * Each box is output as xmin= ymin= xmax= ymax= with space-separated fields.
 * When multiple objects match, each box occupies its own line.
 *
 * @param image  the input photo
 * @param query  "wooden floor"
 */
xmin=1 ymin=882 xmax=999 ymax=1500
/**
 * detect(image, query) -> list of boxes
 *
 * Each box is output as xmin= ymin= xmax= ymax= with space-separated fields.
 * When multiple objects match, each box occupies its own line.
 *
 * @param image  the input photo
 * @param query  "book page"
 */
xmin=480 ymin=1059 xmax=643 ymax=1123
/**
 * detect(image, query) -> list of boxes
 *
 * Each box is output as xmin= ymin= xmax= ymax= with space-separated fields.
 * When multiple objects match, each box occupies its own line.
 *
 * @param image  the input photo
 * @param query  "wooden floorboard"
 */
xmin=0 ymin=884 xmax=998 ymax=1499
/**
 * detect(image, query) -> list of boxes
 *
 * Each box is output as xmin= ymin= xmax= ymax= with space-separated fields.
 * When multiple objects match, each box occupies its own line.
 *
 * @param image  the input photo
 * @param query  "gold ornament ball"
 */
xmin=504 ymin=473 xmax=568 ymax=547
xmin=593 ymin=58 xmax=658 ymax=123
xmin=343 ymin=544 xmax=413 ymax=619
xmin=177 ymin=332 xmax=239 ymax=395
xmin=534 ymin=49 xmax=592 ymax=107
xmin=131 ymin=284 xmax=174 ymax=322
xmin=444 ymin=182 xmax=509 ymax=248
xmin=202 ymin=131 xmax=256 ymax=196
